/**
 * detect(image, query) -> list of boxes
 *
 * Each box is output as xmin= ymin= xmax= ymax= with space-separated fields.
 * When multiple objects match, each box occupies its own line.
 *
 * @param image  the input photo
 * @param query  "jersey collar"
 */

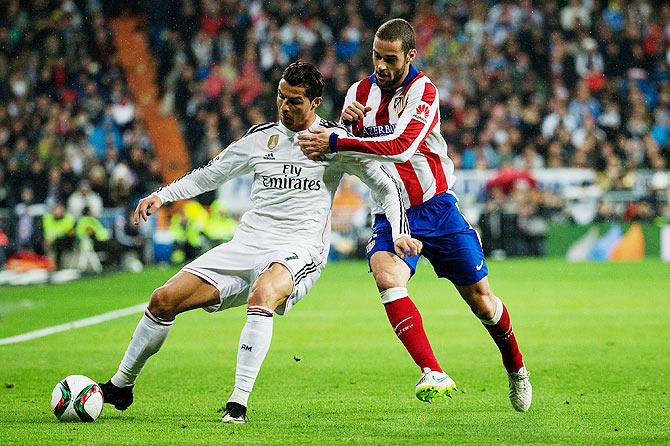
xmin=277 ymin=114 xmax=321 ymax=137
xmin=402 ymin=64 xmax=420 ymax=87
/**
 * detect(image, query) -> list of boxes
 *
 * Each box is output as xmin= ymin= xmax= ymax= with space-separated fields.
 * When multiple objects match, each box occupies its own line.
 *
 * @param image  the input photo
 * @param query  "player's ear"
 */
xmin=311 ymin=96 xmax=322 ymax=110
xmin=406 ymin=48 xmax=417 ymax=64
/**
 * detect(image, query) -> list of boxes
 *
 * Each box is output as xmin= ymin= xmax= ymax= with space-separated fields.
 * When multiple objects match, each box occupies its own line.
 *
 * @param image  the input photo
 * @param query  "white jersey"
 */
xmin=154 ymin=115 xmax=409 ymax=260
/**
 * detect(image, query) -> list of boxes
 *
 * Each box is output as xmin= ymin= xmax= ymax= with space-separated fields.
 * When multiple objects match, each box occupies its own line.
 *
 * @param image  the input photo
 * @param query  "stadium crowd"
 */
xmin=0 ymin=0 xmax=162 ymax=268
xmin=145 ymin=0 xmax=670 ymax=175
xmin=1 ymin=0 xmax=670 ymax=270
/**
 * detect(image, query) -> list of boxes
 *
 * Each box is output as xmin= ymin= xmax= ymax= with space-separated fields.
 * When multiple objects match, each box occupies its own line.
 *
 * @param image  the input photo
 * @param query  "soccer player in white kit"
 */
xmin=99 ymin=61 xmax=422 ymax=424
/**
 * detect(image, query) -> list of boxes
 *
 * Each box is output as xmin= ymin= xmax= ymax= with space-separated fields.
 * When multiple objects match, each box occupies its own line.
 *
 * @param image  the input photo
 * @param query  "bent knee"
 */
xmin=148 ymin=286 xmax=178 ymax=320
xmin=370 ymin=252 xmax=410 ymax=291
xmin=373 ymin=270 xmax=406 ymax=291
xmin=372 ymin=265 xmax=409 ymax=291
xmin=248 ymin=283 xmax=285 ymax=309
xmin=465 ymin=290 xmax=498 ymax=320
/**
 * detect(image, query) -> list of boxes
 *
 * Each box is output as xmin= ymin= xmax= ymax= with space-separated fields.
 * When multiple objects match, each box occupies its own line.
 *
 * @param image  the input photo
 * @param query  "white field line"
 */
xmin=0 ymin=303 xmax=146 ymax=346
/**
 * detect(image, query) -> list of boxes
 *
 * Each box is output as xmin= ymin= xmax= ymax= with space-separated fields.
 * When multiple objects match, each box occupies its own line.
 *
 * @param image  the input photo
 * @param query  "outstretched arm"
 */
xmin=134 ymin=138 xmax=253 ymax=225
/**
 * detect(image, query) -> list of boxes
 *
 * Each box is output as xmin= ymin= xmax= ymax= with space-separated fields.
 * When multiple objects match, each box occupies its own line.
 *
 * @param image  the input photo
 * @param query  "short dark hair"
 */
xmin=281 ymin=61 xmax=324 ymax=101
xmin=375 ymin=18 xmax=416 ymax=54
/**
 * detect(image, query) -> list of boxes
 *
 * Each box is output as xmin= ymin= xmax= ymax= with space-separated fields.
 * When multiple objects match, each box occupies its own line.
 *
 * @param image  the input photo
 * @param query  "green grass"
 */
xmin=1 ymin=259 xmax=669 ymax=445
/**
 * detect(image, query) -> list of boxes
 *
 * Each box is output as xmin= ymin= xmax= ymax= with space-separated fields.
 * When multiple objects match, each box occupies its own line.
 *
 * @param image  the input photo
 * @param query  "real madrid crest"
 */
xmin=267 ymin=134 xmax=279 ymax=150
xmin=392 ymin=95 xmax=405 ymax=116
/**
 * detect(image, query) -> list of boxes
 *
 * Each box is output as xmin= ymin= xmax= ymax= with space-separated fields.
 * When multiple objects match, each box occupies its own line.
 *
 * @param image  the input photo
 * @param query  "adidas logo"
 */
xmin=263 ymin=153 xmax=275 ymax=160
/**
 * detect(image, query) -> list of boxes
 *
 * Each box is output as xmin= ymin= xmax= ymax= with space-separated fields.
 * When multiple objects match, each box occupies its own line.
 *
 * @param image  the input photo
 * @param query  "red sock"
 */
xmin=483 ymin=303 xmax=524 ymax=373
xmin=384 ymin=296 xmax=442 ymax=372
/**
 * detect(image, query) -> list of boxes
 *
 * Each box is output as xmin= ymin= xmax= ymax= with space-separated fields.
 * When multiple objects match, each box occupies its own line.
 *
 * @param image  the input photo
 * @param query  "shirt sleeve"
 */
xmin=154 ymin=137 xmax=254 ymax=204
xmin=339 ymin=155 xmax=410 ymax=242
xmin=339 ymin=82 xmax=363 ymax=136
xmin=330 ymin=80 xmax=439 ymax=163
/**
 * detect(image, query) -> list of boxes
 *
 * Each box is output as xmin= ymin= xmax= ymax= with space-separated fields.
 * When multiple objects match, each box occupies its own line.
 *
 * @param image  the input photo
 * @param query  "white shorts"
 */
xmin=181 ymin=238 xmax=324 ymax=315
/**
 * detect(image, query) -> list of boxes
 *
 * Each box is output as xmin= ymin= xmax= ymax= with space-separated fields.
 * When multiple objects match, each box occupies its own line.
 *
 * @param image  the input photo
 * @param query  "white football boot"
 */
xmin=415 ymin=368 xmax=457 ymax=403
xmin=508 ymin=366 xmax=532 ymax=412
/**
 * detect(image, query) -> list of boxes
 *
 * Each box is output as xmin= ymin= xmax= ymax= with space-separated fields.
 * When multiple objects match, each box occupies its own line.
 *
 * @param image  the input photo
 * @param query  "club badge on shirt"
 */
xmin=393 ymin=95 xmax=405 ymax=116
xmin=267 ymin=134 xmax=279 ymax=150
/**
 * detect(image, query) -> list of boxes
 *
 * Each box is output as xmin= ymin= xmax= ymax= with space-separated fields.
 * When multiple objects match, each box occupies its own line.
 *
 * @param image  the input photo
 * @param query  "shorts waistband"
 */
xmin=374 ymin=191 xmax=457 ymax=221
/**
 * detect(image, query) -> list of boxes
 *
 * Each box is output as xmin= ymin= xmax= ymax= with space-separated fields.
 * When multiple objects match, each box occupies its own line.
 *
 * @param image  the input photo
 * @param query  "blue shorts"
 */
xmin=365 ymin=192 xmax=488 ymax=286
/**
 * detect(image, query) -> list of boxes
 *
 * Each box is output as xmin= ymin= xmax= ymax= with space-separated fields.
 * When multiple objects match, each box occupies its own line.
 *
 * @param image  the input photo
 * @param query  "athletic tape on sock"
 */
xmin=481 ymin=296 xmax=503 ymax=325
xmin=380 ymin=287 xmax=408 ymax=304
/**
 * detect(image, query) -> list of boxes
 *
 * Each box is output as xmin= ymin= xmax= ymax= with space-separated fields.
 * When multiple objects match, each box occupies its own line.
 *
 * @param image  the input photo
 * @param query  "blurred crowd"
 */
xmin=1 ymin=0 xmax=670 ymax=269
xmin=0 ymin=0 xmax=164 ymax=268
xmin=144 ymin=0 xmax=670 ymax=179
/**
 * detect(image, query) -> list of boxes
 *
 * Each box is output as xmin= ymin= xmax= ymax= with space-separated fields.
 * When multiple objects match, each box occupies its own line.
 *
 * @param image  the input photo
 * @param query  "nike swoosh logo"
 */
xmin=434 ymin=376 xmax=449 ymax=383
xmin=476 ymin=260 xmax=484 ymax=271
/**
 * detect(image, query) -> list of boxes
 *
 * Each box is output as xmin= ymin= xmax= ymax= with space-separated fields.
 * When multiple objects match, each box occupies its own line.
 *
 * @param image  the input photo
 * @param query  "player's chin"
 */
xmin=376 ymin=75 xmax=392 ymax=88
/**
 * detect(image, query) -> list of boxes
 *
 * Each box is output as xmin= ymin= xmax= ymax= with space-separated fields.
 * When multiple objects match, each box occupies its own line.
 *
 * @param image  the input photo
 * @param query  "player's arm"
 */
xmin=339 ymin=82 xmax=371 ymax=135
xmin=333 ymin=81 xmax=438 ymax=162
xmin=342 ymin=157 xmax=421 ymax=258
xmin=134 ymin=138 xmax=253 ymax=224
xmin=300 ymin=82 xmax=439 ymax=163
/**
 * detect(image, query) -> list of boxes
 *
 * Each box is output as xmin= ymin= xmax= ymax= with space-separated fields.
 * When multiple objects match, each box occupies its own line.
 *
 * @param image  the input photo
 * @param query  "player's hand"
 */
xmin=394 ymin=236 xmax=422 ymax=259
xmin=341 ymin=101 xmax=372 ymax=123
xmin=298 ymin=127 xmax=332 ymax=160
xmin=134 ymin=194 xmax=163 ymax=225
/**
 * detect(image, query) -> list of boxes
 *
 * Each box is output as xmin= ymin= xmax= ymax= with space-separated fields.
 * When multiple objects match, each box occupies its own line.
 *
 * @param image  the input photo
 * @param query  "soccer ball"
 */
xmin=51 ymin=375 xmax=103 ymax=422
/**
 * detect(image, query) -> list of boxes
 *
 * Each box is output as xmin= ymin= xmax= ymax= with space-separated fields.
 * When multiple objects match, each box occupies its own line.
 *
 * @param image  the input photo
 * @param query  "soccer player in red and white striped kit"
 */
xmin=299 ymin=18 xmax=531 ymax=411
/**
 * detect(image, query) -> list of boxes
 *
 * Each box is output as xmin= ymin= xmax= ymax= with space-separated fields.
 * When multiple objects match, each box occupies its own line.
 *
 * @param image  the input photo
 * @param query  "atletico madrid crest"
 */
xmin=267 ymin=134 xmax=279 ymax=150
xmin=392 ymin=95 xmax=405 ymax=115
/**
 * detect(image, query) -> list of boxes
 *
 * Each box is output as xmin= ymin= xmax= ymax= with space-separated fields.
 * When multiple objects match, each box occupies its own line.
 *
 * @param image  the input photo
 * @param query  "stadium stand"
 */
xmin=1 ymin=0 xmax=669 ymax=273
xmin=0 ymin=0 xmax=159 ymax=271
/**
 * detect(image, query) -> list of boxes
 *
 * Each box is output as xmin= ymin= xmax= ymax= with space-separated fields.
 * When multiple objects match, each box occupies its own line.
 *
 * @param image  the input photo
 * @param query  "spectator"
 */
xmin=75 ymin=206 xmax=124 ymax=267
xmin=560 ymin=0 xmax=591 ymax=32
xmin=67 ymin=181 xmax=103 ymax=219
xmin=11 ymin=187 xmax=45 ymax=256
xmin=42 ymin=202 xmax=76 ymax=269
xmin=203 ymin=199 xmax=238 ymax=245
xmin=114 ymin=207 xmax=147 ymax=265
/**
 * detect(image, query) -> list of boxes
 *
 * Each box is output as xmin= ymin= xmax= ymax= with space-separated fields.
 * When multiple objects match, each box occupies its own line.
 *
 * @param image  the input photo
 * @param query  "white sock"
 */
xmin=228 ymin=306 xmax=274 ymax=407
xmin=111 ymin=309 xmax=173 ymax=388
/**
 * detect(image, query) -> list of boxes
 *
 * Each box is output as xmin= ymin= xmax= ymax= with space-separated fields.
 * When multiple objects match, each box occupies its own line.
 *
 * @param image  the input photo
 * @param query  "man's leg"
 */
xmin=455 ymin=278 xmax=523 ymax=372
xmin=102 ymin=271 xmax=220 ymax=410
xmin=369 ymin=251 xmax=456 ymax=402
xmin=53 ymin=236 xmax=74 ymax=269
xmin=223 ymin=263 xmax=293 ymax=423
xmin=370 ymin=251 xmax=442 ymax=373
xmin=455 ymin=277 xmax=531 ymax=412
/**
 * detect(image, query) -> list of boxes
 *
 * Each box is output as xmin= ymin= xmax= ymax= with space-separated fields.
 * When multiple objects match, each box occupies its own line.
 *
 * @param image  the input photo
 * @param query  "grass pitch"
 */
xmin=0 ymin=259 xmax=669 ymax=445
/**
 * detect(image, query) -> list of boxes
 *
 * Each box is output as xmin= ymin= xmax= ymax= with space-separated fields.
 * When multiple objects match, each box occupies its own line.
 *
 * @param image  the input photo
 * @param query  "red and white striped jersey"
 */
xmin=330 ymin=65 xmax=455 ymax=209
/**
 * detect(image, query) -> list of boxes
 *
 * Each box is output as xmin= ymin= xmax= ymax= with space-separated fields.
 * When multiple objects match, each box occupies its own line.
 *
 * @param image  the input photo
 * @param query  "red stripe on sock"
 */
xmin=384 ymin=297 xmax=442 ymax=372
xmin=247 ymin=306 xmax=273 ymax=316
xmin=483 ymin=304 xmax=524 ymax=372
